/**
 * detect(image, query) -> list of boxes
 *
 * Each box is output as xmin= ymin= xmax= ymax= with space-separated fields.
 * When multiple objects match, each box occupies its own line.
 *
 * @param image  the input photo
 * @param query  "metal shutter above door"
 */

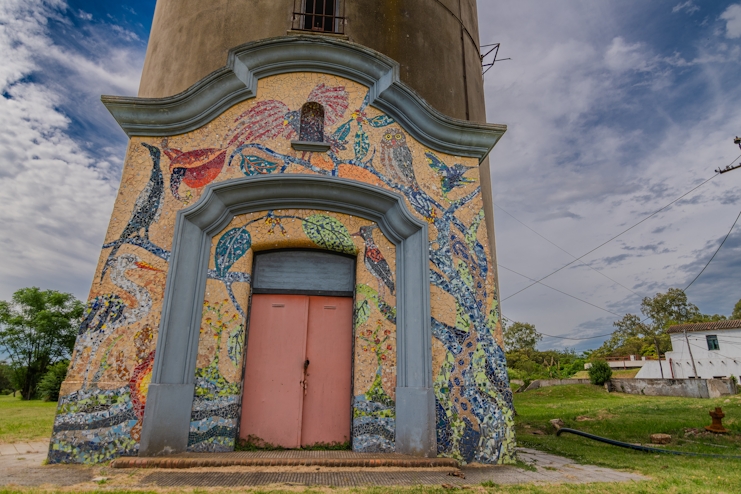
xmin=252 ymin=250 xmax=355 ymax=296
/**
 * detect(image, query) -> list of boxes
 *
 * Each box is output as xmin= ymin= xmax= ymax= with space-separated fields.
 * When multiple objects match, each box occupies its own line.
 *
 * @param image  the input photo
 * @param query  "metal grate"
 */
xmin=293 ymin=0 xmax=345 ymax=34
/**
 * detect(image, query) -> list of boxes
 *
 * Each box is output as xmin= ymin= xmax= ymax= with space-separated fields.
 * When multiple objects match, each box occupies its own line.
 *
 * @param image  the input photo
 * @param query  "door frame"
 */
xmin=139 ymin=175 xmax=434 ymax=457
xmin=238 ymin=250 xmax=357 ymax=448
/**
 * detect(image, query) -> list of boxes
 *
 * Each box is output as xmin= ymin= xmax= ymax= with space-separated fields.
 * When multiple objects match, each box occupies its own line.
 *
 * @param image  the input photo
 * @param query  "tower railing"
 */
xmin=292 ymin=0 xmax=345 ymax=34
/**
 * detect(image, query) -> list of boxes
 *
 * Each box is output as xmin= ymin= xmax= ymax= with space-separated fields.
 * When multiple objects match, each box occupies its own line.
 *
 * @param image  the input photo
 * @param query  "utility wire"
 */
xmin=498 ymin=154 xmax=741 ymax=342
xmin=502 ymin=155 xmax=741 ymax=303
xmin=683 ymin=208 xmax=741 ymax=292
xmin=498 ymin=264 xmax=623 ymax=317
xmin=495 ymin=204 xmax=641 ymax=297
xmin=500 ymin=312 xmax=619 ymax=340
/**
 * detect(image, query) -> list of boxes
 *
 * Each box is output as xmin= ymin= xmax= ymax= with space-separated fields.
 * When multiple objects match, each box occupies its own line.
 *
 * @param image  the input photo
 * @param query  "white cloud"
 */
xmin=672 ymin=1 xmax=700 ymax=15
xmin=478 ymin=0 xmax=741 ymax=349
xmin=77 ymin=9 xmax=92 ymax=20
xmin=604 ymin=37 xmax=650 ymax=73
xmin=721 ymin=4 xmax=741 ymax=38
xmin=0 ymin=0 xmax=144 ymax=301
xmin=111 ymin=24 xmax=141 ymax=42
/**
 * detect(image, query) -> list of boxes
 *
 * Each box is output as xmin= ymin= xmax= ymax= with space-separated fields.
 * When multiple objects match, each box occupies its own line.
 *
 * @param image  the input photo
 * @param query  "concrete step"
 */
xmin=111 ymin=451 xmax=459 ymax=469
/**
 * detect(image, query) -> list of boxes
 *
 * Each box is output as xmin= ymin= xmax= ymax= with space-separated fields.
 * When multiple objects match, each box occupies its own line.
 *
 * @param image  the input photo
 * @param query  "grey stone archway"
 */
xmin=139 ymin=175 xmax=434 ymax=457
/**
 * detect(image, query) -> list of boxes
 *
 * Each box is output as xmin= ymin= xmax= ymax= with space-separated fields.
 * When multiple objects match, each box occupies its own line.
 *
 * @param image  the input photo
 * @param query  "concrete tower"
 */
xmin=139 ymin=1 xmax=485 ymax=122
xmin=50 ymin=1 xmax=514 ymax=466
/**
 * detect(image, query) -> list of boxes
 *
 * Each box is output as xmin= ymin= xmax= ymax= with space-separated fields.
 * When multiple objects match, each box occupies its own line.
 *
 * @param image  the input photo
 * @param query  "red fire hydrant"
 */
xmin=705 ymin=407 xmax=729 ymax=434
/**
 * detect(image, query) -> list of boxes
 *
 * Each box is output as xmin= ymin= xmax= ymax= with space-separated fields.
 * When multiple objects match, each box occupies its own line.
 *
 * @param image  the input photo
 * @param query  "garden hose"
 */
xmin=556 ymin=427 xmax=741 ymax=459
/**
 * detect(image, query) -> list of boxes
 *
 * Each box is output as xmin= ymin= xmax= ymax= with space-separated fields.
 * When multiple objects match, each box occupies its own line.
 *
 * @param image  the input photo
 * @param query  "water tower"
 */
xmin=49 ymin=0 xmax=514 ymax=465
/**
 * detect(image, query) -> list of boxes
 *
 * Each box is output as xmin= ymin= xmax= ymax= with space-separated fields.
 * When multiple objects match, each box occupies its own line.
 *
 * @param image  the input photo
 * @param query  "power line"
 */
xmin=502 ymin=154 xmax=741 ymax=302
xmin=500 ymin=312 xmax=620 ymax=340
xmin=498 ymin=153 xmax=741 ymax=343
xmin=683 ymin=208 xmax=741 ymax=292
xmin=538 ymin=331 xmax=615 ymax=341
xmin=498 ymin=264 xmax=623 ymax=317
xmin=495 ymin=203 xmax=641 ymax=297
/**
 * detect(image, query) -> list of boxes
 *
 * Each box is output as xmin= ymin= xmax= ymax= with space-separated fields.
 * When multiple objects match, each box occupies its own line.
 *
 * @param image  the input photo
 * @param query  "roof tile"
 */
xmin=667 ymin=320 xmax=741 ymax=334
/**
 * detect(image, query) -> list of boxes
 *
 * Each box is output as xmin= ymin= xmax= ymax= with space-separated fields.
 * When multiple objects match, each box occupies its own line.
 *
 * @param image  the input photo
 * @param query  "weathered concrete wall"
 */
xmin=708 ymin=378 xmax=738 ymax=398
xmin=138 ymin=0 xmax=486 ymax=122
xmin=521 ymin=379 xmax=592 ymax=392
xmin=608 ymin=378 xmax=737 ymax=399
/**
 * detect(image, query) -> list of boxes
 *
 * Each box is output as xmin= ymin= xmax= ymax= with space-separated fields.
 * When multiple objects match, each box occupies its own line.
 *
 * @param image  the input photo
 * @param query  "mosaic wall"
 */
xmin=50 ymin=72 xmax=514 ymax=464
xmin=187 ymin=209 xmax=397 ymax=453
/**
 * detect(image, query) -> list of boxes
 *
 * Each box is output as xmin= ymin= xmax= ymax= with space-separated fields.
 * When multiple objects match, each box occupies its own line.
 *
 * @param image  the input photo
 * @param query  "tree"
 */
xmin=596 ymin=289 xmax=708 ymax=358
xmin=733 ymin=298 xmax=741 ymax=320
xmin=588 ymin=360 xmax=612 ymax=385
xmin=37 ymin=360 xmax=69 ymax=402
xmin=503 ymin=321 xmax=542 ymax=353
xmin=0 ymin=361 xmax=13 ymax=393
xmin=640 ymin=288 xmax=700 ymax=332
xmin=0 ymin=288 xmax=82 ymax=399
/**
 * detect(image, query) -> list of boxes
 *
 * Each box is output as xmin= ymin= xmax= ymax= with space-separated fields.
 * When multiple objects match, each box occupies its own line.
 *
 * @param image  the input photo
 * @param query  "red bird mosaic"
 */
xmin=163 ymin=141 xmax=227 ymax=200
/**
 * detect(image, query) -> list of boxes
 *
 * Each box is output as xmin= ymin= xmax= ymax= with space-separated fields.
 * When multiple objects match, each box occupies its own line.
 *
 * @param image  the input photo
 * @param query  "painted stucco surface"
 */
xmin=50 ymin=72 xmax=514 ymax=464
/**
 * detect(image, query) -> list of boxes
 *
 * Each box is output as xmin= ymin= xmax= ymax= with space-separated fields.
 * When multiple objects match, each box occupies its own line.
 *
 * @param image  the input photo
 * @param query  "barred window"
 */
xmin=293 ymin=0 xmax=344 ymax=34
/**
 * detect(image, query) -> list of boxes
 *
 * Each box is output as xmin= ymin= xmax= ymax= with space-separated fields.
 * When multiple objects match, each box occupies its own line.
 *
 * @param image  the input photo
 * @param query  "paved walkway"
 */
xmin=0 ymin=441 xmax=48 ymax=456
xmin=0 ymin=444 xmax=647 ymax=489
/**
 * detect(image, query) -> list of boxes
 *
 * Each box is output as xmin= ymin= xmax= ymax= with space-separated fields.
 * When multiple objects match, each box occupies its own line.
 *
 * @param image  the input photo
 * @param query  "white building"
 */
xmin=636 ymin=320 xmax=741 ymax=380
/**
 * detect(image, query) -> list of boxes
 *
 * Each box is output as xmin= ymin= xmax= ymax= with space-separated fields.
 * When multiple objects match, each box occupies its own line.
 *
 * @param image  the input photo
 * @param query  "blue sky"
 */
xmin=1 ymin=0 xmax=740 ymax=351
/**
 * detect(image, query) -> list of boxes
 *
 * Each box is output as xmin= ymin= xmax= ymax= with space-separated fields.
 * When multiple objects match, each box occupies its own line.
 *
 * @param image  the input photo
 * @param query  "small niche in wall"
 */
xmin=291 ymin=102 xmax=331 ymax=152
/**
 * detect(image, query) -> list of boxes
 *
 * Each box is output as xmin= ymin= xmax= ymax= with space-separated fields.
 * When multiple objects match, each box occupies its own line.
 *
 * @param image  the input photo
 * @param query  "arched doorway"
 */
xmin=240 ymin=250 xmax=355 ymax=448
xmin=139 ymin=175 xmax=435 ymax=457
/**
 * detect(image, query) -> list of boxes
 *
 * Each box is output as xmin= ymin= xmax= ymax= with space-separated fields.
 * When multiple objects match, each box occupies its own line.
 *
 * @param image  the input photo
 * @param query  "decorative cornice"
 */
xmin=102 ymin=36 xmax=505 ymax=161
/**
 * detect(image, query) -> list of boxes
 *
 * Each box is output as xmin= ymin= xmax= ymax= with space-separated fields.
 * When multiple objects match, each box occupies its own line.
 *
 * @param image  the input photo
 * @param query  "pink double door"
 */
xmin=239 ymin=294 xmax=353 ymax=448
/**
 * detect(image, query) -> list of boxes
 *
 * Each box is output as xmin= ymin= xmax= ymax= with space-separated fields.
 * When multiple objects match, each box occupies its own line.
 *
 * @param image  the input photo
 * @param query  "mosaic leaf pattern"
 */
xmin=354 ymin=124 xmax=370 ymax=160
xmin=367 ymin=115 xmax=395 ymax=127
xmin=239 ymin=155 xmax=278 ymax=176
xmin=355 ymin=299 xmax=371 ymax=327
xmin=333 ymin=120 xmax=352 ymax=143
xmin=302 ymin=214 xmax=357 ymax=254
xmin=227 ymin=324 xmax=244 ymax=367
xmin=215 ymin=227 xmax=251 ymax=277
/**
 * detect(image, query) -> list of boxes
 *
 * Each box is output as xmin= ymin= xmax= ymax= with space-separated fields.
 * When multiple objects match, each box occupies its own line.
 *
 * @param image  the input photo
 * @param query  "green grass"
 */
xmin=571 ymin=368 xmax=640 ymax=379
xmin=514 ymin=384 xmax=741 ymax=493
xmin=3 ymin=385 xmax=741 ymax=493
xmin=0 ymin=394 xmax=57 ymax=444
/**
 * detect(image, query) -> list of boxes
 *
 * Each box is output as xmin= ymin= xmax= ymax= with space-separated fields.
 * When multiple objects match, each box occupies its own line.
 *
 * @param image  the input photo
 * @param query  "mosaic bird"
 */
xmin=227 ymin=83 xmax=349 ymax=147
xmin=101 ymin=143 xmax=164 ymax=280
xmin=378 ymin=128 xmax=416 ymax=187
xmin=352 ymin=225 xmax=395 ymax=296
xmin=162 ymin=139 xmax=227 ymax=200
xmin=76 ymin=254 xmax=162 ymax=385
xmin=426 ymin=153 xmax=475 ymax=196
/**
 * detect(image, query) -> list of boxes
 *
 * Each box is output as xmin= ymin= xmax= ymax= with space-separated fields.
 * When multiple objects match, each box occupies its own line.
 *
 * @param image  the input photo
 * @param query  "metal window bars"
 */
xmin=293 ymin=0 xmax=345 ymax=34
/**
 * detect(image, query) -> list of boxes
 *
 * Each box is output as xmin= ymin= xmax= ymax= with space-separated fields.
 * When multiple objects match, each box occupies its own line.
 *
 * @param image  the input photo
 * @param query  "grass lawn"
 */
xmin=515 ymin=384 xmax=741 ymax=493
xmin=0 ymin=394 xmax=56 ymax=444
xmin=572 ymin=368 xmax=640 ymax=379
xmin=1 ymin=385 xmax=741 ymax=493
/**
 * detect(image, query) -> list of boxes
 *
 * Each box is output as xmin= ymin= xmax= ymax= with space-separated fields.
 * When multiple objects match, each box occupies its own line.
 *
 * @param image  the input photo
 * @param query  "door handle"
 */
xmin=302 ymin=360 xmax=310 ymax=396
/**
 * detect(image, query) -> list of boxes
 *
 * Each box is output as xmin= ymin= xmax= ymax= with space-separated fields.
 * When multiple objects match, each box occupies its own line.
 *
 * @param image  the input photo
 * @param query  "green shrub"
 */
xmin=36 ymin=361 xmax=69 ymax=402
xmin=1 ymin=389 xmax=12 ymax=395
xmin=588 ymin=360 xmax=612 ymax=385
